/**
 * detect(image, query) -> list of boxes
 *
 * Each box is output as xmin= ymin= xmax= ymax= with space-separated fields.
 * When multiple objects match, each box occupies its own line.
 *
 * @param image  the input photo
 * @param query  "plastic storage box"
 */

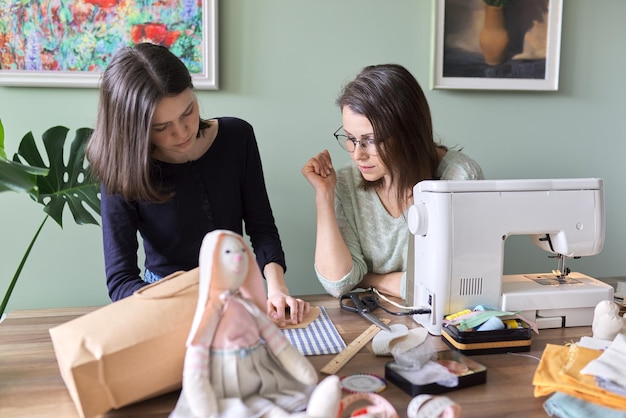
xmin=385 ymin=350 xmax=486 ymax=396
xmin=441 ymin=319 xmax=532 ymax=355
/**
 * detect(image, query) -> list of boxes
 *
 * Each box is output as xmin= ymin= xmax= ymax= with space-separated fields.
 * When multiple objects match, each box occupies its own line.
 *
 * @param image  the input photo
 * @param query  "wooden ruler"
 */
xmin=320 ymin=318 xmax=391 ymax=375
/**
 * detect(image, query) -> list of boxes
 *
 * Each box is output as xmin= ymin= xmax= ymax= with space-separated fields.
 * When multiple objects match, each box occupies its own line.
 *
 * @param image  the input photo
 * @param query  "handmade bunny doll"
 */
xmin=170 ymin=230 xmax=341 ymax=418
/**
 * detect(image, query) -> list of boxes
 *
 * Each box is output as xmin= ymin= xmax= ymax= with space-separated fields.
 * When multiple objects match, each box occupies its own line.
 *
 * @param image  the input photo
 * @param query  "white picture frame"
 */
xmin=0 ymin=0 xmax=218 ymax=90
xmin=431 ymin=0 xmax=562 ymax=91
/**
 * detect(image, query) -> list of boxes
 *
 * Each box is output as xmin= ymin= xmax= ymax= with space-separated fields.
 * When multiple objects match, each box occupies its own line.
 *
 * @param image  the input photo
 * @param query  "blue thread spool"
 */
xmin=476 ymin=316 xmax=505 ymax=331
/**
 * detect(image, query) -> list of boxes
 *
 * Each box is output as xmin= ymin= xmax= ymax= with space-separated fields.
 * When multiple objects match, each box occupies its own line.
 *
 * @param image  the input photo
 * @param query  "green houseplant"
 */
xmin=0 ymin=119 xmax=101 ymax=318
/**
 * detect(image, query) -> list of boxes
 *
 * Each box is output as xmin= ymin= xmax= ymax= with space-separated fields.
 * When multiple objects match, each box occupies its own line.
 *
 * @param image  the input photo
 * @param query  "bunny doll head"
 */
xmin=186 ymin=230 xmax=267 ymax=347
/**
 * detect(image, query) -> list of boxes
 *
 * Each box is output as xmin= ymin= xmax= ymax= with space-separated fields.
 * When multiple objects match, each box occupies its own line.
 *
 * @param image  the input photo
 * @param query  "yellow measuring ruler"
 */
xmin=320 ymin=318 xmax=391 ymax=375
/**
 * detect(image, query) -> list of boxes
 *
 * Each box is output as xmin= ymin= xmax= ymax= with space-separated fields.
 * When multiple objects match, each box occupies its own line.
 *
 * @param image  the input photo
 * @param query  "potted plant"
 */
xmin=0 ymin=119 xmax=101 ymax=319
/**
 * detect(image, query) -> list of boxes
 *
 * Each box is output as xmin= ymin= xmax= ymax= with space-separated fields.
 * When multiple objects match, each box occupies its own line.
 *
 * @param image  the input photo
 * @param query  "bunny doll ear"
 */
xmin=186 ymin=230 xmax=226 ymax=347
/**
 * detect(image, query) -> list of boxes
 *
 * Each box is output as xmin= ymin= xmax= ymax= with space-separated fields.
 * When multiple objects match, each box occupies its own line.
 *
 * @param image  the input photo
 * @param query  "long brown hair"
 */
xmin=86 ymin=43 xmax=211 ymax=202
xmin=336 ymin=64 xmax=440 ymax=210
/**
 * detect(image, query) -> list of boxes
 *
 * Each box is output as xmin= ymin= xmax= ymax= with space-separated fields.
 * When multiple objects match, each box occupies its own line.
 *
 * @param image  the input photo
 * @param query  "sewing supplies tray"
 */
xmin=385 ymin=350 xmax=486 ymax=396
xmin=441 ymin=319 xmax=532 ymax=355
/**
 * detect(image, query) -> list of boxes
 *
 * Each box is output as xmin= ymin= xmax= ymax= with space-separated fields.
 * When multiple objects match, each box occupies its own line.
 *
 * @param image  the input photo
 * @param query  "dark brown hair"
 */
xmin=86 ymin=43 xmax=211 ymax=202
xmin=336 ymin=64 xmax=440 ymax=209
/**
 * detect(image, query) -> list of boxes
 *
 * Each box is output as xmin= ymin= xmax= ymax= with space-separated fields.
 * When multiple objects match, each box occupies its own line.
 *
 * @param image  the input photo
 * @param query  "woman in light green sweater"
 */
xmin=302 ymin=64 xmax=483 ymax=300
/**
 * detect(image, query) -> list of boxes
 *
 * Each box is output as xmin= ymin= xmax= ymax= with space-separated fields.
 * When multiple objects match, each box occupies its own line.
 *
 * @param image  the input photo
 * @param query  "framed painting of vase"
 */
xmin=431 ymin=0 xmax=562 ymax=91
xmin=0 ymin=0 xmax=218 ymax=89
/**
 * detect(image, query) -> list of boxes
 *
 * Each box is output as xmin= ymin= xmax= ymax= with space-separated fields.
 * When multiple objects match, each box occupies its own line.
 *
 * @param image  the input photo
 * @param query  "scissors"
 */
xmin=340 ymin=292 xmax=391 ymax=331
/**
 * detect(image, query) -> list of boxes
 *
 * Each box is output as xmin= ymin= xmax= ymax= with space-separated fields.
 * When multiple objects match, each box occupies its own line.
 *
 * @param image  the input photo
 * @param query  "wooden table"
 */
xmin=0 ymin=295 xmax=591 ymax=418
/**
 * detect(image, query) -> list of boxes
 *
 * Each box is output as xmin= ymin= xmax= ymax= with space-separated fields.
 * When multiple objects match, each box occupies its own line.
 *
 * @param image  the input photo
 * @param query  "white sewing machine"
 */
xmin=405 ymin=178 xmax=614 ymax=335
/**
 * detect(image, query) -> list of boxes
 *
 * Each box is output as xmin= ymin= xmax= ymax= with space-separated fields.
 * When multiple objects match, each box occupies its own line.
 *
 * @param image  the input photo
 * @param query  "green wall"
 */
xmin=2 ymin=0 xmax=625 ymax=312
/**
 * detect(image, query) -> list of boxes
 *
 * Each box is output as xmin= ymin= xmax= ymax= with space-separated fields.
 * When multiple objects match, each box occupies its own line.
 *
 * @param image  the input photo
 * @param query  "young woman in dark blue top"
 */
xmin=86 ymin=43 xmax=308 ymax=325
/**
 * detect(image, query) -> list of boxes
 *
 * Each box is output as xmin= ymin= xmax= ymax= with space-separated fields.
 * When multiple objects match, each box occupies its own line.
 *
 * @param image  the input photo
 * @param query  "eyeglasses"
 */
xmin=333 ymin=126 xmax=381 ymax=156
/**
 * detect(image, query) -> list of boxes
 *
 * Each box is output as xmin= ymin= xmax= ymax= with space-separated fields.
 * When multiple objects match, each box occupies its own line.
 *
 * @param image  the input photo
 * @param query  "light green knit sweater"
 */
xmin=315 ymin=150 xmax=484 ymax=299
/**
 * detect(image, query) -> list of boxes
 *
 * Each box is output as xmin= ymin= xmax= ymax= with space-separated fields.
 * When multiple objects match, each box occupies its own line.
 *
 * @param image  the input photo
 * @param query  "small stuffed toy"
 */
xmin=170 ymin=230 xmax=341 ymax=418
xmin=592 ymin=300 xmax=625 ymax=341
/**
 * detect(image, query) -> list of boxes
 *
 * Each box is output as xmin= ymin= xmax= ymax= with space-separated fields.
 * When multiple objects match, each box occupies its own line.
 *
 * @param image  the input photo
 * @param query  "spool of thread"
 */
xmin=445 ymin=309 xmax=472 ymax=320
xmin=476 ymin=316 xmax=505 ymax=331
xmin=503 ymin=319 xmax=520 ymax=329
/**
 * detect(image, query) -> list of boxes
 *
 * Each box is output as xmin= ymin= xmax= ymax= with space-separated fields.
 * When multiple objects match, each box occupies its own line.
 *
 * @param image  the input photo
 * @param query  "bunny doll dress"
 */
xmin=170 ymin=231 xmax=313 ymax=418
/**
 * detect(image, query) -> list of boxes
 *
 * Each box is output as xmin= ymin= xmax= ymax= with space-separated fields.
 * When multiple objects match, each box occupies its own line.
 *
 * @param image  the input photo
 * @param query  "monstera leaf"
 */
xmin=0 ymin=120 xmax=48 ymax=196
xmin=12 ymin=125 xmax=101 ymax=227
xmin=0 ymin=120 xmax=101 ymax=317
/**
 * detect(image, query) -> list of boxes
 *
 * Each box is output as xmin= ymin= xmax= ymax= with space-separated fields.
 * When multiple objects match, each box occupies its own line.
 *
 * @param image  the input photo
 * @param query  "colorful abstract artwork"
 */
xmin=0 ymin=0 xmax=218 ymax=88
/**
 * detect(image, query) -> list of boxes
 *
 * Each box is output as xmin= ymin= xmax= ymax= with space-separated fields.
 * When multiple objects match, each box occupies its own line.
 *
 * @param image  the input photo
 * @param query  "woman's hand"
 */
xmin=302 ymin=149 xmax=336 ymax=195
xmin=264 ymin=262 xmax=310 ymax=327
xmin=267 ymin=291 xmax=310 ymax=327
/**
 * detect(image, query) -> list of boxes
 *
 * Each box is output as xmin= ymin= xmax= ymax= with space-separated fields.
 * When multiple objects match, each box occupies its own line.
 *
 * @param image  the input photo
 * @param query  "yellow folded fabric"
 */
xmin=533 ymin=344 xmax=626 ymax=411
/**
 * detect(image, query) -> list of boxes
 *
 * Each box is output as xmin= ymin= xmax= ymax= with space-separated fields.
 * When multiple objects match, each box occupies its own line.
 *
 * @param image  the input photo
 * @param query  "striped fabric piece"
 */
xmin=280 ymin=306 xmax=346 ymax=356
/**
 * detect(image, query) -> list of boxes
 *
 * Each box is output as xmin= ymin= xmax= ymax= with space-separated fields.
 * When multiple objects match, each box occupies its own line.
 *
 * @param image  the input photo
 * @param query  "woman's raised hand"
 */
xmin=301 ymin=149 xmax=336 ymax=194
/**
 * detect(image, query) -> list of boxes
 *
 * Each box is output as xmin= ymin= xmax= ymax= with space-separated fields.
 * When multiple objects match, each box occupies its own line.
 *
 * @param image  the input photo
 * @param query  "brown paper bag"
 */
xmin=49 ymin=269 xmax=199 ymax=418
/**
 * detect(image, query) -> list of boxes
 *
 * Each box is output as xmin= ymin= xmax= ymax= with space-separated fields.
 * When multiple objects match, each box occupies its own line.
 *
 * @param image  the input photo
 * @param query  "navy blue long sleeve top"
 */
xmin=100 ymin=117 xmax=286 ymax=301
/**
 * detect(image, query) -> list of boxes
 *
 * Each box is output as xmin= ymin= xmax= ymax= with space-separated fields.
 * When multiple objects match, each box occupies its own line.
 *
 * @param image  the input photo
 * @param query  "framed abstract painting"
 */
xmin=431 ymin=0 xmax=562 ymax=91
xmin=0 ymin=0 xmax=218 ymax=89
